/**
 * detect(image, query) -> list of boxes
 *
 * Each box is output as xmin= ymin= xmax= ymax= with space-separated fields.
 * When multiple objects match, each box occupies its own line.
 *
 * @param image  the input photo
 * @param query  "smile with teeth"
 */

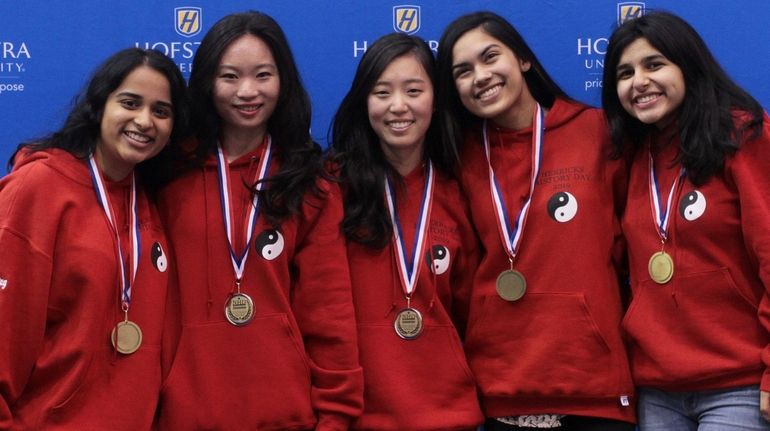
xmin=124 ymin=130 xmax=152 ymax=143
xmin=386 ymin=120 xmax=415 ymax=130
xmin=235 ymin=104 xmax=261 ymax=112
xmin=476 ymin=83 xmax=502 ymax=100
xmin=634 ymin=93 xmax=661 ymax=105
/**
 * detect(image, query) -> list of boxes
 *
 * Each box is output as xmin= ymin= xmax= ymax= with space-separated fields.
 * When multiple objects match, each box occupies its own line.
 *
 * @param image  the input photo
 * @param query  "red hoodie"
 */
xmin=622 ymin=113 xmax=770 ymax=392
xmin=0 ymin=148 xmax=171 ymax=430
xmin=157 ymin=143 xmax=363 ymax=430
xmin=458 ymin=99 xmax=635 ymax=422
xmin=346 ymin=165 xmax=484 ymax=431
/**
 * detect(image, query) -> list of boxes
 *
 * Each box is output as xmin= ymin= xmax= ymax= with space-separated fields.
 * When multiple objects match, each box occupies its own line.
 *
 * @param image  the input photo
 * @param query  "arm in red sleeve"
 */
xmin=290 ymin=180 xmax=363 ymax=430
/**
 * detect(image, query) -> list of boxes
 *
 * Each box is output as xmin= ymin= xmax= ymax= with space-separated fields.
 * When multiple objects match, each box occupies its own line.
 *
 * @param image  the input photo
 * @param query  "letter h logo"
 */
xmin=175 ymin=7 xmax=202 ymax=37
xmin=393 ymin=5 xmax=421 ymax=35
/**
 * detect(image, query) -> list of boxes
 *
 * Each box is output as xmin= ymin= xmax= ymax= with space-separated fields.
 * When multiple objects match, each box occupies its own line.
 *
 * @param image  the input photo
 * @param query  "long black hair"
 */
xmin=602 ymin=11 xmax=763 ymax=185
xmin=329 ymin=33 xmax=441 ymax=248
xmin=436 ymin=11 xmax=568 ymax=159
xmin=9 ymin=48 xmax=189 ymax=191
xmin=187 ymin=11 xmax=322 ymax=222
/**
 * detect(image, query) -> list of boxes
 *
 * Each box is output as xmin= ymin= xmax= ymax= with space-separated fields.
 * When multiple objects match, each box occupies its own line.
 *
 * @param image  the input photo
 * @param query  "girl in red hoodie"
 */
xmin=435 ymin=11 xmax=635 ymax=430
xmin=0 ymin=48 xmax=188 ymax=430
xmin=602 ymin=11 xmax=770 ymax=429
xmin=156 ymin=11 xmax=363 ymax=430
xmin=328 ymin=33 xmax=484 ymax=431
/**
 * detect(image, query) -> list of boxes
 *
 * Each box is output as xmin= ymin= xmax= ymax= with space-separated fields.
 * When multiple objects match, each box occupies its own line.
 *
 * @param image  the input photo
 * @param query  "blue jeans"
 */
xmin=638 ymin=385 xmax=769 ymax=430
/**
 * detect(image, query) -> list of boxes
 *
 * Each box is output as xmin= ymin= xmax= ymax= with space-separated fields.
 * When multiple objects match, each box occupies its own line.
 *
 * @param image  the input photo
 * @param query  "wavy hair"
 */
xmin=329 ymin=33 xmax=441 ymax=248
xmin=602 ymin=11 xmax=763 ymax=184
xmin=187 ymin=11 xmax=322 ymax=222
xmin=10 ymin=48 xmax=189 ymax=191
xmin=436 ymin=11 xmax=568 ymax=160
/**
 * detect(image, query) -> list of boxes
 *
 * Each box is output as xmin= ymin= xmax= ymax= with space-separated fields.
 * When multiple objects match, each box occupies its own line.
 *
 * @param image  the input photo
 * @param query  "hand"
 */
xmin=761 ymin=390 xmax=770 ymax=422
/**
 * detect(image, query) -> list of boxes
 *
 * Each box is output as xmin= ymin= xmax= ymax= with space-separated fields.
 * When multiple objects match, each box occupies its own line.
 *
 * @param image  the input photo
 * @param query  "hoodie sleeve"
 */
xmin=730 ymin=114 xmax=770 ymax=392
xmin=0 ymin=165 xmax=56 ymax=428
xmin=290 ymin=179 xmax=363 ymax=430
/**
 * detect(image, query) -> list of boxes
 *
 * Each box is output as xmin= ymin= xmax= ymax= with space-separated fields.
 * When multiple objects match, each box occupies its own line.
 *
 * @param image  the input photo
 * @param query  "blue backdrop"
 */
xmin=1 ymin=0 xmax=768 ymax=171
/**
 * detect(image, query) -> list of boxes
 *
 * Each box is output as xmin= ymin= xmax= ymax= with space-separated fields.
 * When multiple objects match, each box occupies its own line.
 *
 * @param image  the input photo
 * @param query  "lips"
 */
xmin=633 ymin=92 xmax=661 ymax=106
xmin=124 ymin=130 xmax=152 ymax=144
xmin=475 ymin=83 xmax=503 ymax=100
xmin=233 ymin=103 xmax=262 ymax=115
xmin=386 ymin=120 xmax=415 ymax=131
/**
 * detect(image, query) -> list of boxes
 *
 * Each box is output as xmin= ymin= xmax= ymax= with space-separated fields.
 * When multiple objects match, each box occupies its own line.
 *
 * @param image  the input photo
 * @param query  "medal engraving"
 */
xmin=225 ymin=292 xmax=255 ymax=326
xmin=111 ymin=320 xmax=142 ymax=354
xmin=394 ymin=307 xmax=423 ymax=340
xmin=496 ymin=269 xmax=526 ymax=301
xmin=648 ymin=251 xmax=674 ymax=284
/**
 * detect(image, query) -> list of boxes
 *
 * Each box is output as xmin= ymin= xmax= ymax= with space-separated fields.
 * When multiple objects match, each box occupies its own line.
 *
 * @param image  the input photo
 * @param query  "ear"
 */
xmin=520 ymin=59 xmax=531 ymax=72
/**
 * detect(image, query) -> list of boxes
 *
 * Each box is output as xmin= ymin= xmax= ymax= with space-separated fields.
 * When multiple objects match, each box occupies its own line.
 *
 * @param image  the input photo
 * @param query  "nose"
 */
xmin=473 ymin=66 xmax=492 ymax=87
xmin=631 ymin=68 xmax=649 ymax=89
xmin=388 ymin=92 xmax=408 ymax=113
xmin=236 ymin=78 xmax=259 ymax=98
xmin=133 ymin=107 xmax=153 ymax=130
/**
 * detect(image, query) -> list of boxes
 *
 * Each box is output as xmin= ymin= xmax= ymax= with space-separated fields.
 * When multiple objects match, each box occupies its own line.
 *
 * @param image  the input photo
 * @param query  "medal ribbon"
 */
xmin=483 ymin=103 xmax=544 ymax=261
xmin=648 ymin=151 xmax=685 ymax=242
xmin=384 ymin=161 xmax=435 ymax=298
xmin=216 ymin=136 xmax=273 ymax=282
xmin=88 ymin=156 xmax=140 ymax=310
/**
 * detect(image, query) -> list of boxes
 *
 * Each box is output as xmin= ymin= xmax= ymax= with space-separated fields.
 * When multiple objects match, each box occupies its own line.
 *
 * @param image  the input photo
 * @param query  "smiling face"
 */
xmin=367 ymin=53 xmax=434 ymax=173
xmin=213 ymin=34 xmax=280 ymax=143
xmin=616 ymin=37 xmax=686 ymax=128
xmin=451 ymin=27 xmax=536 ymax=130
xmin=96 ymin=65 xmax=173 ymax=180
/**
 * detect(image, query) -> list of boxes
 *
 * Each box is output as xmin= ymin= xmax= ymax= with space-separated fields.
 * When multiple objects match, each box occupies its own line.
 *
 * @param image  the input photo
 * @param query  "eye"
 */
xmin=407 ymin=87 xmax=424 ymax=96
xmin=484 ymin=51 xmax=499 ymax=63
xmin=452 ymin=68 xmax=469 ymax=80
xmin=219 ymin=72 xmax=237 ymax=80
xmin=372 ymin=89 xmax=390 ymax=98
xmin=153 ymin=106 xmax=172 ymax=119
xmin=256 ymin=70 xmax=273 ymax=79
xmin=616 ymin=68 xmax=633 ymax=80
xmin=119 ymin=99 xmax=139 ymax=109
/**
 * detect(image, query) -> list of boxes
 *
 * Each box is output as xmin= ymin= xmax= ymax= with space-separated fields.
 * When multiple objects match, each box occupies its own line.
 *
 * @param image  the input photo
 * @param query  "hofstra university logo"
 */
xmin=175 ymin=7 xmax=202 ymax=37
xmin=617 ymin=2 xmax=645 ymax=25
xmin=393 ymin=5 xmax=420 ymax=35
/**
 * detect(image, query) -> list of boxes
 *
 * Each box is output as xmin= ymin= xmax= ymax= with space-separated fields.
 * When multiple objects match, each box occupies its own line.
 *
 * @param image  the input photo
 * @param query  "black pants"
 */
xmin=484 ymin=416 xmax=636 ymax=431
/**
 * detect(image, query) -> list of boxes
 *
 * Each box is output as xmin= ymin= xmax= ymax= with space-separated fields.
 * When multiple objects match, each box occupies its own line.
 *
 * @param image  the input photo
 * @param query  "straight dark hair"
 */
xmin=436 ymin=11 xmax=568 ymax=161
xmin=602 ymin=11 xmax=763 ymax=185
xmin=187 ymin=11 xmax=322 ymax=223
xmin=9 ymin=48 xmax=189 ymax=191
xmin=329 ymin=33 xmax=441 ymax=248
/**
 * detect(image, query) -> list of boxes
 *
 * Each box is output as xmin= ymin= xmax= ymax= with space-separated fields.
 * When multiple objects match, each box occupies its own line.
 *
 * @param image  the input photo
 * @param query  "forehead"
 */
xmin=452 ymin=27 xmax=507 ymax=61
xmin=619 ymin=38 xmax=663 ymax=62
xmin=377 ymin=53 xmax=430 ymax=82
xmin=112 ymin=65 xmax=171 ymax=99
xmin=220 ymin=34 xmax=275 ymax=64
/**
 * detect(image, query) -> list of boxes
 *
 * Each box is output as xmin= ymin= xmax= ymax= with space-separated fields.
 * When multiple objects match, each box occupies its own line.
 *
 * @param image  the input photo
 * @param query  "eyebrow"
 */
xmin=618 ymin=54 xmax=667 ymax=69
xmin=218 ymin=63 xmax=277 ymax=71
xmin=451 ymin=43 xmax=498 ymax=71
xmin=373 ymin=77 xmax=428 ymax=86
xmin=115 ymin=91 xmax=173 ymax=109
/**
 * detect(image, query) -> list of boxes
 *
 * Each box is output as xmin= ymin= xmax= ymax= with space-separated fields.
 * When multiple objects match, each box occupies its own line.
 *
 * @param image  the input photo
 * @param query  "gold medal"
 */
xmin=394 ymin=307 xmax=423 ymax=340
xmin=225 ymin=292 xmax=255 ymax=326
xmin=111 ymin=320 xmax=142 ymax=354
xmin=496 ymin=269 xmax=526 ymax=301
xmin=648 ymin=251 xmax=674 ymax=284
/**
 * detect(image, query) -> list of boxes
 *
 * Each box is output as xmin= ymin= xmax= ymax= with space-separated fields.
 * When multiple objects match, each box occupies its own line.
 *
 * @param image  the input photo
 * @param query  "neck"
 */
xmin=493 ymin=88 xmax=541 ymax=130
xmin=383 ymin=143 xmax=424 ymax=176
xmin=93 ymin=147 xmax=132 ymax=181
xmin=221 ymin=127 xmax=266 ymax=162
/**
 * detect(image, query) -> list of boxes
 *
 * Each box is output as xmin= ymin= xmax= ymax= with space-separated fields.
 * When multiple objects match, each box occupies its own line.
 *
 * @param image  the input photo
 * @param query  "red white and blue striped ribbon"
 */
xmin=648 ymin=151 xmax=685 ymax=242
xmin=88 ymin=156 xmax=139 ymax=310
xmin=483 ymin=104 xmax=544 ymax=261
xmin=385 ymin=161 xmax=435 ymax=297
xmin=216 ymin=137 xmax=273 ymax=281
